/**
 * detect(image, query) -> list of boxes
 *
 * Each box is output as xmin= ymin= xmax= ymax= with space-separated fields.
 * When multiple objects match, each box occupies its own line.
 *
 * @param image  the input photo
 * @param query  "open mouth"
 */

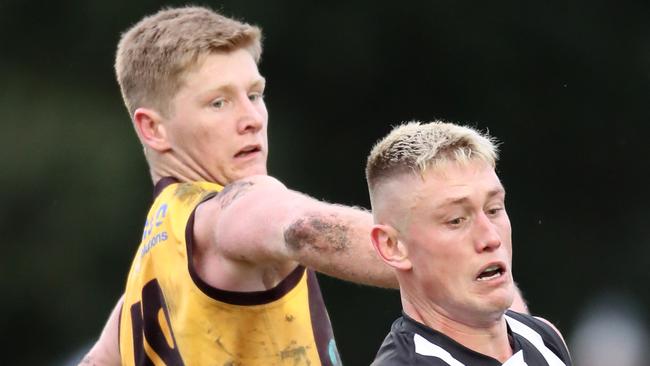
xmin=476 ymin=263 xmax=505 ymax=281
xmin=235 ymin=145 xmax=261 ymax=158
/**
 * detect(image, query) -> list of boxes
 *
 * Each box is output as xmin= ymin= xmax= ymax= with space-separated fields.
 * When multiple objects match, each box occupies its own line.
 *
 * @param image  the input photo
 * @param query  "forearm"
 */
xmin=283 ymin=203 xmax=398 ymax=288
xmin=79 ymin=296 xmax=122 ymax=366
xmin=209 ymin=175 xmax=398 ymax=287
xmin=79 ymin=351 xmax=120 ymax=366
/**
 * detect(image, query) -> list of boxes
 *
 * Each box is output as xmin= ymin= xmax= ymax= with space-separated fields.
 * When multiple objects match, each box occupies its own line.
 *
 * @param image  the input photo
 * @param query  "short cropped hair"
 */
xmin=366 ymin=121 xmax=499 ymax=192
xmin=115 ymin=6 xmax=262 ymax=117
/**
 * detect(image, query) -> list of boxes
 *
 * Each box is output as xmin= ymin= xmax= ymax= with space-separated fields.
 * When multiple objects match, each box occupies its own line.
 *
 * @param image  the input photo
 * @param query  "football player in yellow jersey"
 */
xmin=79 ymin=6 xmax=528 ymax=366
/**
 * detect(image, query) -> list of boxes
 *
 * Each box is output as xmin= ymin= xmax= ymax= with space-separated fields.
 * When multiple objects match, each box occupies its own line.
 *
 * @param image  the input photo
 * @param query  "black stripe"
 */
xmin=152 ymin=177 xmax=178 ymax=199
xmin=506 ymin=310 xmax=572 ymax=365
xmin=307 ymin=270 xmax=340 ymax=366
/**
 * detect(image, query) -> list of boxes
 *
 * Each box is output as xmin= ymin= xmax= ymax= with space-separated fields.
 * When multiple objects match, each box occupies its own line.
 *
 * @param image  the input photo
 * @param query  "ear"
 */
xmin=133 ymin=107 xmax=171 ymax=152
xmin=370 ymin=224 xmax=412 ymax=271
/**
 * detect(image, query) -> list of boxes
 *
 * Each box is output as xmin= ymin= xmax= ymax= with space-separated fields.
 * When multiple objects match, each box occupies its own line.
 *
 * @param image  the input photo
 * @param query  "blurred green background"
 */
xmin=1 ymin=0 xmax=649 ymax=365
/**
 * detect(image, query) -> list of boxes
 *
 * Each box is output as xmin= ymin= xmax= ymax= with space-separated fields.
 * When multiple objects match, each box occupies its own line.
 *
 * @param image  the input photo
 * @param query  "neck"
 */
xmin=401 ymin=291 xmax=513 ymax=362
xmin=147 ymin=150 xmax=217 ymax=184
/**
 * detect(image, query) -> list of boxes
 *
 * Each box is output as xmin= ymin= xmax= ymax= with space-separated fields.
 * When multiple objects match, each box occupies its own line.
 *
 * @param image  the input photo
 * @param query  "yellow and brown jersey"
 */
xmin=119 ymin=178 xmax=342 ymax=365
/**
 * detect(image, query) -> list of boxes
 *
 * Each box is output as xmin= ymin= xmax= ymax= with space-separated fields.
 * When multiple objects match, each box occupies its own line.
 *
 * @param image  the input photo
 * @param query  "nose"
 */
xmin=474 ymin=212 xmax=501 ymax=252
xmin=236 ymin=95 xmax=266 ymax=134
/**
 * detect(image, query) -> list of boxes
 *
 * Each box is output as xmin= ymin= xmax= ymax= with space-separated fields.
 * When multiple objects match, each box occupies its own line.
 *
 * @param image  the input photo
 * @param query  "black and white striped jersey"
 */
xmin=371 ymin=310 xmax=571 ymax=366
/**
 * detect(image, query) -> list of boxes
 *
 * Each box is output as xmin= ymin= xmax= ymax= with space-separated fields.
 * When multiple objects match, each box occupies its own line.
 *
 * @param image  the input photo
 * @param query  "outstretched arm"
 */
xmin=78 ymin=296 xmax=122 ymax=366
xmin=195 ymin=175 xmax=534 ymax=299
xmin=195 ymin=175 xmax=398 ymax=288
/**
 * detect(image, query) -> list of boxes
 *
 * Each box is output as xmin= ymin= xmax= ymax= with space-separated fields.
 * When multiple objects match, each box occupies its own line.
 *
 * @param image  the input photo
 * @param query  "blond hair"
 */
xmin=115 ymin=6 xmax=262 ymax=117
xmin=366 ymin=121 xmax=499 ymax=192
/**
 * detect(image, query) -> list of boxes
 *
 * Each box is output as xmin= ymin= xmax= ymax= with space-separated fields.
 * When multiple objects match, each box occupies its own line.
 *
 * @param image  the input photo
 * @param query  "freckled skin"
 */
xmin=216 ymin=181 xmax=255 ymax=209
xmin=284 ymin=215 xmax=350 ymax=252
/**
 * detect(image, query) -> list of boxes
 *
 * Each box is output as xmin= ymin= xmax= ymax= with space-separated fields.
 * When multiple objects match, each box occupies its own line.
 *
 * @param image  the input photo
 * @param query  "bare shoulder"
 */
xmin=193 ymin=174 xmax=288 ymax=252
xmin=196 ymin=175 xmax=285 ymax=217
xmin=191 ymin=175 xmax=297 ymax=290
xmin=214 ymin=175 xmax=285 ymax=209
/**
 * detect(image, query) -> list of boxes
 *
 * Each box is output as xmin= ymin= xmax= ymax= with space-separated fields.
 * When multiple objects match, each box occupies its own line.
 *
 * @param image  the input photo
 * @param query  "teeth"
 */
xmin=477 ymin=265 xmax=502 ymax=281
xmin=477 ymin=272 xmax=501 ymax=281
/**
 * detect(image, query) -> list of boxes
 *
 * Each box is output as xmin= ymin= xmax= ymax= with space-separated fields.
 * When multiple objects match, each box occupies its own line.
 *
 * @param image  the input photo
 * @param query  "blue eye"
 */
xmin=249 ymin=92 xmax=264 ymax=102
xmin=211 ymin=99 xmax=225 ymax=109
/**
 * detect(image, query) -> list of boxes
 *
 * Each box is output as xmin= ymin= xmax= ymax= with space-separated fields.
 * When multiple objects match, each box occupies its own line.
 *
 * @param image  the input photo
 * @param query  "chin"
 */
xmin=246 ymin=158 xmax=268 ymax=173
xmin=482 ymin=291 xmax=515 ymax=316
xmin=248 ymin=166 xmax=268 ymax=177
xmin=233 ymin=167 xmax=268 ymax=181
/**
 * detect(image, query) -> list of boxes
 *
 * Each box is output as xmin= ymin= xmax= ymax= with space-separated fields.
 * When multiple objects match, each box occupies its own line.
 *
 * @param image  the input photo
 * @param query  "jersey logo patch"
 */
xmin=328 ymin=338 xmax=341 ymax=365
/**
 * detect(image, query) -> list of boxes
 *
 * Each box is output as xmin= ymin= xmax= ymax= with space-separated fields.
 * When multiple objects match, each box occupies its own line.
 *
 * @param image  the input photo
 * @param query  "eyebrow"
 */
xmin=202 ymin=77 xmax=266 ymax=97
xmin=251 ymin=77 xmax=266 ymax=89
xmin=435 ymin=187 xmax=505 ymax=208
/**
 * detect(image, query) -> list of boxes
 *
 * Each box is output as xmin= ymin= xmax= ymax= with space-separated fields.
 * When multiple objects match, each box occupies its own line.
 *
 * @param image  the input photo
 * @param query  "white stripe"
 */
xmin=413 ymin=333 xmax=466 ymax=366
xmin=503 ymin=350 xmax=528 ymax=366
xmin=505 ymin=315 xmax=566 ymax=366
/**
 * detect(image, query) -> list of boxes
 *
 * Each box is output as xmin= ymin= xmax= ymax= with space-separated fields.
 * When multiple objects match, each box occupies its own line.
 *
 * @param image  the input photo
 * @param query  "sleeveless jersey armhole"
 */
xmin=184 ymin=192 xmax=305 ymax=305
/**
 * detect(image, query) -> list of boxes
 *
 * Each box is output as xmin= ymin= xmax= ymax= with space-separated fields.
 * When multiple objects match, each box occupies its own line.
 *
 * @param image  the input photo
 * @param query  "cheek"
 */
xmin=259 ymin=101 xmax=269 ymax=117
xmin=409 ymin=243 xmax=452 ymax=279
xmin=192 ymin=132 xmax=216 ymax=156
xmin=498 ymin=217 xmax=512 ymax=248
xmin=413 ymin=258 xmax=458 ymax=301
xmin=179 ymin=121 xmax=212 ymax=148
xmin=501 ymin=211 xmax=512 ymax=231
xmin=199 ymin=126 xmax=229 ymax=149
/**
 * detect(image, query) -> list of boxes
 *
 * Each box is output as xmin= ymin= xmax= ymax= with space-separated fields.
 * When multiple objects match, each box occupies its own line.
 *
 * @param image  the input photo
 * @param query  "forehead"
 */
xmin=411 ymin=160 xmax=503 ymax=209
xmin=371 ymin=160 xmax=502 ymax=228
xmin=180 ymin=49 xmax=263 ymax=91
